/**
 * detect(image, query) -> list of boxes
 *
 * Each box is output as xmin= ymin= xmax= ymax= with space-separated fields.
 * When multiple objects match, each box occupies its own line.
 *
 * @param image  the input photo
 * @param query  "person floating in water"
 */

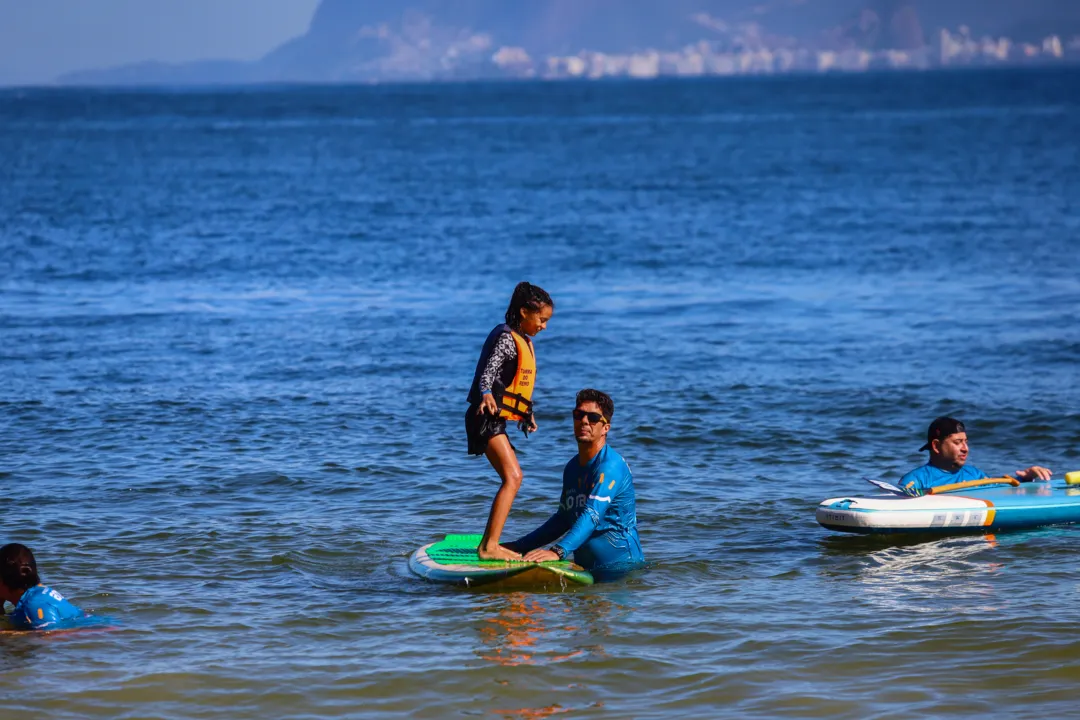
xmin=466 ymin=282 xmax=554 ymax=561
xmin=0 ymin=543 xmax=85 ymax=631
xmin=899 ymin=416 xmax=1052 ymax=497
xmin=505 ymin=389 xmax=645 ymax=579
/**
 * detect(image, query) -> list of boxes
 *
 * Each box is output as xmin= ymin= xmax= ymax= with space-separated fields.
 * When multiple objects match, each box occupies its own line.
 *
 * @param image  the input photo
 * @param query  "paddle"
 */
xmin=927 ymin=477 xmax=1020 ymax=495
xmin=863 ymin=477 xmax=905 ymax=495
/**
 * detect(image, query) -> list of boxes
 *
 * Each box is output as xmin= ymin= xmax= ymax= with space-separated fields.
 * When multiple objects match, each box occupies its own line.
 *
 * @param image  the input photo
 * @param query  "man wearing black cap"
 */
xmin=899 ymin=416 xmax=1052 ymax=496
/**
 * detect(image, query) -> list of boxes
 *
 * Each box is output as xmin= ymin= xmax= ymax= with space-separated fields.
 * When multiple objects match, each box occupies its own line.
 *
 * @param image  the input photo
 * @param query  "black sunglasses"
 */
xmin=572 ymin=409 xmax=607 ymax=424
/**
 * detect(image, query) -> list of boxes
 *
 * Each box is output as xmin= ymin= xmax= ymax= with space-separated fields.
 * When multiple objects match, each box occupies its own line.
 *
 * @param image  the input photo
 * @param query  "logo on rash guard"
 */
xmin=562 ymin=493 xmax=590 ymax=510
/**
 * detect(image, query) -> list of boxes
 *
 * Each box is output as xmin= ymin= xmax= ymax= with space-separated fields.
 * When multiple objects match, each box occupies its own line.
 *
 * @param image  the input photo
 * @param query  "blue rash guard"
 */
xmin=510 ymin=444 xmax=645 ymax=576
xmin=899 ymin=463 xmax=988 ymax=497
xmin=7 ymin=585 xmax=84 ymax=631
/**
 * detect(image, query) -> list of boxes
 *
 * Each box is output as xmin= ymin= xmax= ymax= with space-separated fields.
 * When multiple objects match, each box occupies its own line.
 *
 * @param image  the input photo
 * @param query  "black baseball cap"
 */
xmin=920 ymin=416 xmax=966 ymax=452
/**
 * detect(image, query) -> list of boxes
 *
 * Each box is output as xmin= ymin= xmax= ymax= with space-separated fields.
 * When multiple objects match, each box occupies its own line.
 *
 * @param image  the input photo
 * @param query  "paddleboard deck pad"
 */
xmin=818 ymin=480 xmax=1080 ymax=535
xmin=409 ymin=534 xmax=594 ymax=587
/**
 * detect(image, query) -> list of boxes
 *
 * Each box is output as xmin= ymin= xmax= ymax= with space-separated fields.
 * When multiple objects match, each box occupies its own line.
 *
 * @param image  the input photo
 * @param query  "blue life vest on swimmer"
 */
xmin=467 ymin=324 xmax=537 ymax=422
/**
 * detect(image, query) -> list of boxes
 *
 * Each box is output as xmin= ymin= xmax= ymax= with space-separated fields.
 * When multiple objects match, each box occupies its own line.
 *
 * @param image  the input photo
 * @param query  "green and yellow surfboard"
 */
xmin=408 ymin=534 xmax=593 ymax=588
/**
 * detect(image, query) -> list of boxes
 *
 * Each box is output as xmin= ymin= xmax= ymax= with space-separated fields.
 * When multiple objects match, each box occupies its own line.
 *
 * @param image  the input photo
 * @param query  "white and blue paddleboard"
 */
xmin=818 ymin=480 xmax=1080 ymax=535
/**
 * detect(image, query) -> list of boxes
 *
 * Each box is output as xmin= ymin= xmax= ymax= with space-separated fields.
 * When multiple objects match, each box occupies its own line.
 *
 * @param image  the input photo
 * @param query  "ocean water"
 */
xmin=1 ymin=69 xmax=1079 ymax=718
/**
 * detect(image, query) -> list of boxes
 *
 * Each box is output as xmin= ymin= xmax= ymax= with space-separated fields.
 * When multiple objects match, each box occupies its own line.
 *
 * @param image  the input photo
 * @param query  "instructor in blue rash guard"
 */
xmin=899 ymin=416 xmax=1052 ymax=497
xmin=505 ymin=389 xmax=644 ymax=578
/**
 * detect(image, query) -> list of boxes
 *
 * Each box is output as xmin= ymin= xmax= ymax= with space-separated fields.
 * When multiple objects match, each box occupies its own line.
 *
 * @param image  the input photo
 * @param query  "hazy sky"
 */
xmin=0 ymin=0 xmax=319 ymax=85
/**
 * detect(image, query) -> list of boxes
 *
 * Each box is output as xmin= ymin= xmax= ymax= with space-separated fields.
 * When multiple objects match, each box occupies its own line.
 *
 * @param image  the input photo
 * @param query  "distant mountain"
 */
xmin=59 ymin=0 xmax=1080 ymax=85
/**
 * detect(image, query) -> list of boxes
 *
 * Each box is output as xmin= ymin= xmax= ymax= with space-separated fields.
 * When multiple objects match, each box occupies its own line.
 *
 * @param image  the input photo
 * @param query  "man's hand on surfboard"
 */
xmin=1015 ymin=465 xmax=1052 ymax=482
xmin=523 ymin=548 xmax=559 ymax=563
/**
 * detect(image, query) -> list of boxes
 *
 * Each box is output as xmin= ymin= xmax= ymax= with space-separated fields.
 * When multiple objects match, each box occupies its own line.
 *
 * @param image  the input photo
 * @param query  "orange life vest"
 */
xmin=498 ymin=331 xmax=536 ymax=422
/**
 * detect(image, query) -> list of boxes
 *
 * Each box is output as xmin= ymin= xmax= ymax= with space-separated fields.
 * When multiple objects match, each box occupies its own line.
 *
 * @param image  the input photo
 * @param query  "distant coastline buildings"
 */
xmin=49 ymin=3 xmax=1080 ymax=87
xmin=489 ymin=26 xmax=1080 ymax=81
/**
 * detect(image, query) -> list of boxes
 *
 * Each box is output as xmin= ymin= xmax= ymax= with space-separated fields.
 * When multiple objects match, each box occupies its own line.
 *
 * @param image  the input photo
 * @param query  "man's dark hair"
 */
xmin=0 ymin=543 xmax=41 ymax=592
xmin=576 ymin=388 xmax=614 ymax=422
xmin=504 ymin=282 xmax=554 ymax=331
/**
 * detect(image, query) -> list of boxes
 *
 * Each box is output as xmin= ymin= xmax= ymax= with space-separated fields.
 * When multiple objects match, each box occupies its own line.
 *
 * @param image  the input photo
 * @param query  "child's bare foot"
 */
xmin=477 ymin=544 xmax=522 ymax=561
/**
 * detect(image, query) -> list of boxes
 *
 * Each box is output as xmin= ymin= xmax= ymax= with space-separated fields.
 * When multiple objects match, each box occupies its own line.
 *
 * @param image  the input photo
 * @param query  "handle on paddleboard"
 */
xmin=928 ymin=477 xmax=1021 ymax=495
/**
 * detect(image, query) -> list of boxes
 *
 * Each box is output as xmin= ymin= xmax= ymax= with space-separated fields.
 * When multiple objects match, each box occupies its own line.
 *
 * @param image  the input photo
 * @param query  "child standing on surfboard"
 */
xmin=466 ymin=282 xmax=554 ymax=561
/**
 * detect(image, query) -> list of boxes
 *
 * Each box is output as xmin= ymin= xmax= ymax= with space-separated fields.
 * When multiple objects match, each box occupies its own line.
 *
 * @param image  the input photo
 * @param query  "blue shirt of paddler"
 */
xmin=899 ymin=463 xmax=988 ymax=497
xmin=8 ymin=584 xmax=84 ymax=630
